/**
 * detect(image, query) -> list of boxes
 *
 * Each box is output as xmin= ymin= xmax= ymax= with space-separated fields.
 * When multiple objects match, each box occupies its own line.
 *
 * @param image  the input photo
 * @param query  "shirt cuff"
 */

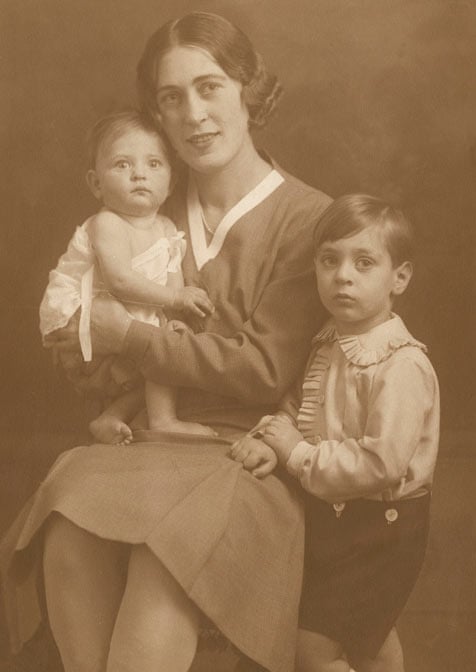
xmin=286 ymin=440 xmax=316 ymax=477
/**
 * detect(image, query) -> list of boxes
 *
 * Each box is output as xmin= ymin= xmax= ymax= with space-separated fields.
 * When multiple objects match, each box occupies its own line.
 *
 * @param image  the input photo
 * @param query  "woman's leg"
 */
xmin=356 ymin=628 xmax=404 ymax=672
xmin=296 ymin=629 xmax=350 ymax=672
xmin=107 ymin=544 xmax=200 ymax=672
xmin=43 ymin=513 xmax=129 ymax=672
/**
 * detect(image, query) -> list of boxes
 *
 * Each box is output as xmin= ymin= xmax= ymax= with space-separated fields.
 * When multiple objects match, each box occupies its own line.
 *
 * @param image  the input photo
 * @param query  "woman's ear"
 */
xmin=86 ymin=169 xmax=102 ymax=199
xmin=392 ymin=261 xmax=413 ymax=296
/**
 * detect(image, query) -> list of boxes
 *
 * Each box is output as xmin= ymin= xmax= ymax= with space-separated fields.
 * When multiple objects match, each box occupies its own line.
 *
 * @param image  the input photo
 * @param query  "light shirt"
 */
xmin=283 ymin=315 xmax=440 ymax=502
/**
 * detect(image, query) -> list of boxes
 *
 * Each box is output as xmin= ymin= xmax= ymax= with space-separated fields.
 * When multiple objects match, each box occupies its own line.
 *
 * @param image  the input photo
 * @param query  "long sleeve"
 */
xmin=122 ymin=176 xmax=331 ymax=405
xmin=286 ymin=352 xmax=440 ymax=501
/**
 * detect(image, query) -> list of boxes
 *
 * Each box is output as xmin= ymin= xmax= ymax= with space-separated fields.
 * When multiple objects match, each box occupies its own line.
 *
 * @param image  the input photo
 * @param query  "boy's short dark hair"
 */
xmin=313 ymin=194 xmax=414 ymax=266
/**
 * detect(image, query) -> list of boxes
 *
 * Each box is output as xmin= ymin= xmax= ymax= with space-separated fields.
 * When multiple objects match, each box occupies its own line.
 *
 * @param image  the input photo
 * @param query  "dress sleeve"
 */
xmin=122 ymin=192 xmax=331 ymax=404
xmin=286 ymin=354 xmax=439 ymax=501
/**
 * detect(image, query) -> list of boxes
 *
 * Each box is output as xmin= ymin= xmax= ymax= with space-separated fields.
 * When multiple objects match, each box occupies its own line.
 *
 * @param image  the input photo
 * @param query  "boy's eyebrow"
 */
xmin=156 ymin=74 xmax=227 ymax=94
xmin=318 ymin=243 xmax=381 ymax=256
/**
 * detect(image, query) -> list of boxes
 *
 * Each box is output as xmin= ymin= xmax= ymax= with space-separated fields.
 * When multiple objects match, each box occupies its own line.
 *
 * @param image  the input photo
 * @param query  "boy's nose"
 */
xmin=334 ymin=262 xmax=353 ymax=283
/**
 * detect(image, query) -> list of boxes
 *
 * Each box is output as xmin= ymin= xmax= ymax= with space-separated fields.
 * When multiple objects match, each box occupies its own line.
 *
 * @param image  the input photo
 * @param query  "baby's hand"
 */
xmin=230 ymin=435 xmax=278 ymax=479
xmin=262 ymin=416 xmax=304 ymax=465
xmin=172 ymin=287 xmax=214 ymax=317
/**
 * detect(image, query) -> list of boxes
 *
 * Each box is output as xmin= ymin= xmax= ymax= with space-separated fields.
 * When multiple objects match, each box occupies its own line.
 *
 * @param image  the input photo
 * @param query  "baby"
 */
xmin=40 ymin=110 xmax=215 ymax=443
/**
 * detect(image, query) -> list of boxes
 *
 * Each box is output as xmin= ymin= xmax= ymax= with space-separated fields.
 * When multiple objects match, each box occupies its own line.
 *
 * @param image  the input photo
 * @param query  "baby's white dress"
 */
xmin=39 ymin=213 xmax=185 ymax=362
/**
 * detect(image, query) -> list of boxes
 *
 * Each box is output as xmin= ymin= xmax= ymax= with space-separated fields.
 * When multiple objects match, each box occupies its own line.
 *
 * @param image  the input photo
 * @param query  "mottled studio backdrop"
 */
xmin=1 ymin=0 xmax=475 ymax=668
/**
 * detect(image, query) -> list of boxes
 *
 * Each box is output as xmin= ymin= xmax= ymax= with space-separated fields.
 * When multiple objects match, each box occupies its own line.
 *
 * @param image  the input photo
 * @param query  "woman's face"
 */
xmin=155 ymin=45 xmax=251 ymax=174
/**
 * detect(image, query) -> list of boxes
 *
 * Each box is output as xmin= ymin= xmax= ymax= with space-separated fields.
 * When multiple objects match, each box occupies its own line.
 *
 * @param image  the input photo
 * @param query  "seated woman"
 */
xmin=0 ymin=11 xmax=331 ymax=672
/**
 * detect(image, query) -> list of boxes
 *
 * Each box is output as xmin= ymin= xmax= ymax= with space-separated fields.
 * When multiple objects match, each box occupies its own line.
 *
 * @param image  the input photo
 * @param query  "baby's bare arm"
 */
xmin=89 ymin=212 xmax=213 ymax=317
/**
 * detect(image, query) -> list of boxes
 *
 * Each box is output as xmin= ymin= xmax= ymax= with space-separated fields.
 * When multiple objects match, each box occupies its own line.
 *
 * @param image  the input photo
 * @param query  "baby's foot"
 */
xmin=89 ymin=415 xmax=133 ymax=445
xmin=149 ymin=419 xmax=217 ymax=436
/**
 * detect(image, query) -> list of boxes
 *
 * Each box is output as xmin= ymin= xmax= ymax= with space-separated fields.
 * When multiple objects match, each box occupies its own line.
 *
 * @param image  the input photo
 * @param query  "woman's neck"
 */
xmin=192 ymin=140 xmax=272 ymax=216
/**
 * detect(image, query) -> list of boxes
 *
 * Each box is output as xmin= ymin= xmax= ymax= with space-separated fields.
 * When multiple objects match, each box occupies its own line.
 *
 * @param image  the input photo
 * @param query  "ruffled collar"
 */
xmin=312 ymin=314 xmax=427 ymax=367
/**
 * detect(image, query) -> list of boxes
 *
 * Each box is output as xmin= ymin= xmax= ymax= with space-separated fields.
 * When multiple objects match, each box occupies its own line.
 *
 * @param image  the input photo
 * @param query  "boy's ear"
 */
xmin=392 ymin=261 xmax=413 ymax=296
xmin=86 ymin=169 xmax=102 ymax=199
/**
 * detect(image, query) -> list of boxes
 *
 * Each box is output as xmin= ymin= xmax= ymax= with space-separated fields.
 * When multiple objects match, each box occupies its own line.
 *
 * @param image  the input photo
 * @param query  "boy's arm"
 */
xmin=264 ymin=355 xmax=439 ymax=501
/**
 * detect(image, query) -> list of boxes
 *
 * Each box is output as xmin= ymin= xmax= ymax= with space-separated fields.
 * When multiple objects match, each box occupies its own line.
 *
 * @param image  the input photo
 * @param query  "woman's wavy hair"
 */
xmin=313 ymin=194 xmax=414 ymax=267
xmin=137 ymin=11 xmax=282 ymax=128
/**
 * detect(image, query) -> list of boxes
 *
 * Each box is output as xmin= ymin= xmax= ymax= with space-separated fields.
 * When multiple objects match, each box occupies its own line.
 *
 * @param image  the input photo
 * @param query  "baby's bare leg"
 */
xmin=90 ymin=388 xmax=144 ymax=445
xmin=146 ymin=381 xmax=216 ymax=436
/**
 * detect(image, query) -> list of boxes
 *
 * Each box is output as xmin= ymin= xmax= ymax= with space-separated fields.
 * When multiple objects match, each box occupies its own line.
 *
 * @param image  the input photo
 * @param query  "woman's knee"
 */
xmin=296 ymin=629 xmax=349 ymax=672
xmin=43 ymin=513 xmax=88 ymax=576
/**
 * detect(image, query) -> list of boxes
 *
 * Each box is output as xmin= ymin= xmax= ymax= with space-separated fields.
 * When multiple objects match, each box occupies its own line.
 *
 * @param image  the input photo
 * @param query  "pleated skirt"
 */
xmin=0 ymin=430 xmax=304 ymax=672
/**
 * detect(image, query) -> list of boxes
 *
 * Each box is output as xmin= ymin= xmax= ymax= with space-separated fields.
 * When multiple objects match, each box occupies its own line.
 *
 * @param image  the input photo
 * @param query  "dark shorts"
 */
xmin=299 ymin=493 xmax=430 ymax=662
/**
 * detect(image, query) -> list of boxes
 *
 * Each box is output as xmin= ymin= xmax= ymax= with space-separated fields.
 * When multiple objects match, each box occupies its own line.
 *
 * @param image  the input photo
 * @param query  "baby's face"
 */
xmin=90 ymin=127 xmax=171 ymax=217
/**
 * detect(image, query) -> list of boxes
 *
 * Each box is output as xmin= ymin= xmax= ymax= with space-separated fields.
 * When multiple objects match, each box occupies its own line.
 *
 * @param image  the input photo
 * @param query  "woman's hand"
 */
xmin=172 ymin=287 xmax=214 ymax=318
xmin=230 ymin=435 xmax=278 ymax=479
xmin=44 ymin=295 xmax=132 ymax=356
xmin=262 ymin=415 xmax=304 ymax=466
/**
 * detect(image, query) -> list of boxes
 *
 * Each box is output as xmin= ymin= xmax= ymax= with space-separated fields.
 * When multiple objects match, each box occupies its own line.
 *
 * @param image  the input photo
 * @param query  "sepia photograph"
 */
xmin=1 ymin=1 xmax=475 ymax=671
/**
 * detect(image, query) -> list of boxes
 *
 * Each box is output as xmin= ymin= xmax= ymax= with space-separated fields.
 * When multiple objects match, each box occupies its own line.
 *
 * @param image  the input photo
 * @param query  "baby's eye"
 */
xmin=149 ymin=159 xmax=163 ymax=168
xmin=114 ymin=160 xmax=130 ymax=169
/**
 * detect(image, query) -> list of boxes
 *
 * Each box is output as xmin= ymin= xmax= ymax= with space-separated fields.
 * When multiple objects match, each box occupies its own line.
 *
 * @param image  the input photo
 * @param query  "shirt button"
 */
xmin=333 ymin=502 xmax=346 ymax=518
xmin=385 ymin=508 xmax=399 ymax=524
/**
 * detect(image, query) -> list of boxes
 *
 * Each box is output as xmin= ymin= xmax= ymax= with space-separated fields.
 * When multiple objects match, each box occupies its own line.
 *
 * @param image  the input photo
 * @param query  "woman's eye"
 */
xmin=159 ymin=91 xmax=180 ymax=107
xmin=200 ymin=81 xmax=221 ymax=96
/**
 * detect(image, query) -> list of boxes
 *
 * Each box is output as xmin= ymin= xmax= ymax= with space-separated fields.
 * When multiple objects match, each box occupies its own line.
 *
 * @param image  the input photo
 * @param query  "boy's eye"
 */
xmin=319 ymin=255 xmax=337 ymax=268
xmin=355 ymin=257 xmax=374 ymax=270
xmin=114 ymin=160 xmax=130 ymax=169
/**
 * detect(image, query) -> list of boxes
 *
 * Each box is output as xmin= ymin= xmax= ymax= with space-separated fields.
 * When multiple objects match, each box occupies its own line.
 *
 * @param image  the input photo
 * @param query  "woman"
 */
xmin=1 ymin=12 xmax=331 ymax=672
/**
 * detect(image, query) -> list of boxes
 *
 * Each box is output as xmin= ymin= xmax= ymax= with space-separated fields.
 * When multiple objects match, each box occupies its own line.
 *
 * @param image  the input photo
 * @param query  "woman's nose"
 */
xmin=184 ymin=90 xmax=208 ymax=124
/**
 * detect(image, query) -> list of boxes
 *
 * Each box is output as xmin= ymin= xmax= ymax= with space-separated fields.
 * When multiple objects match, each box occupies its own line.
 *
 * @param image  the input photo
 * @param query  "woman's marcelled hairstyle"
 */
xmin=87 ymin=109 xmax=172 ymax=168
xmin=313 ymin=194 xmax=414 ymax=267
xmin=137 ymin=11 xmax=282 ymax=128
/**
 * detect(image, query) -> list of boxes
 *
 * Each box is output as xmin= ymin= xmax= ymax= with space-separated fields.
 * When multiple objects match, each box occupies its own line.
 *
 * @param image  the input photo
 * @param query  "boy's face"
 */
xmin=314 ymin=226 xmax=412 ymax=335
xmin=87 ymin=127 xmax=171 ymax=217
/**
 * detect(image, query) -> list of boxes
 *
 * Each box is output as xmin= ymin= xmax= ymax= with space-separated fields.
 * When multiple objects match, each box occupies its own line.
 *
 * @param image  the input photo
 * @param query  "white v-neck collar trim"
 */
xmin=187 ymin=169 xmax=284 ymax=270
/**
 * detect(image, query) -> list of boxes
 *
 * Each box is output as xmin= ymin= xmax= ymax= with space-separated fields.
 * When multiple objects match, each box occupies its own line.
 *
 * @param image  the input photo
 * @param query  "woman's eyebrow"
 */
xmin=156 ymin=74 xmax=227 ymax=94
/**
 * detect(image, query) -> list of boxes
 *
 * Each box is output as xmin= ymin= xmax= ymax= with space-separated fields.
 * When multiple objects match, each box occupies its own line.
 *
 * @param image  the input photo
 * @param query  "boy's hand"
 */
xmin=230 ymin=435 xmax=278 ymax=478
xmin=166 ymin=319 xmax=193 ymax=333
xmin=172 ymin=287 xmax=214 ymax=317
xmin=262 ymin=416 xmax=305 ymax=465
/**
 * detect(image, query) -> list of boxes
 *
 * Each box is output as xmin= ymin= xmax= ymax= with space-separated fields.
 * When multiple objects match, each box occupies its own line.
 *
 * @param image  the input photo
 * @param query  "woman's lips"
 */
xmin=187 ymin=132 xmax=219 ymax=146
